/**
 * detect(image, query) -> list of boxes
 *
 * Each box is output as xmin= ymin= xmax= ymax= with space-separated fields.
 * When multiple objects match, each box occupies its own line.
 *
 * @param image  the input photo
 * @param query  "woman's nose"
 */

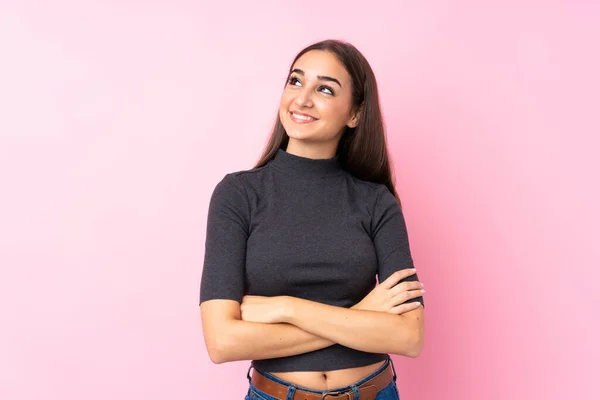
xmin=293 ymin=88 xmax=313 ymax=107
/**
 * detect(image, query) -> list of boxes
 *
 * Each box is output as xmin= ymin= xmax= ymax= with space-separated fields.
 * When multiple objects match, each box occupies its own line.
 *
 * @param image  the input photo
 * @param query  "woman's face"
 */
xmin=279 ymin=50 xmax=359 ymax=146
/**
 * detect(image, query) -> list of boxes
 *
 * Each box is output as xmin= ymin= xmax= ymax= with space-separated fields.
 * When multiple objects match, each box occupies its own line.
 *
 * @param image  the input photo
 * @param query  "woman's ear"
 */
xmin=347 ymin=104 xmax=363 ymax=128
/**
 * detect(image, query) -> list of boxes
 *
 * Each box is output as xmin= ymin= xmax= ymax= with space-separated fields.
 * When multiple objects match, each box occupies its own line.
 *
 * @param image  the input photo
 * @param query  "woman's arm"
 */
xmin=218 ymin=269 xmax=422 ymax=361
xmin=282 ymin=297 xmax=424 ymax=357
xmin=201 ymin=299 xmax=334 ymax=364
xmin=202 ymin=269 xmax=424 ymax=363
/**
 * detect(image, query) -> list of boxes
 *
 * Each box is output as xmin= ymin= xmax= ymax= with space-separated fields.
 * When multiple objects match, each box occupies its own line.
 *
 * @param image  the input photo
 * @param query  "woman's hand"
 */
xmin=240 ymin=295 xmax=290 ymax=324
xmin=352 ymin=269 xmax=424 ymax=315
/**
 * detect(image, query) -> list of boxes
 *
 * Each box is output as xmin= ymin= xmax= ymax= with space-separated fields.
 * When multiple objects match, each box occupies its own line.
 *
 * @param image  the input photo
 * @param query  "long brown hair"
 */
xmin=254 ymin=39 xmax=401 ymax=205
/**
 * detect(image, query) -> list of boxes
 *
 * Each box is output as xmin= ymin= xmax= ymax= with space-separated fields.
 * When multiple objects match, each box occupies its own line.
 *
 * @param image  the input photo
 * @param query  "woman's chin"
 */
xmin=286 ymin=131 xmax=315 ymax=141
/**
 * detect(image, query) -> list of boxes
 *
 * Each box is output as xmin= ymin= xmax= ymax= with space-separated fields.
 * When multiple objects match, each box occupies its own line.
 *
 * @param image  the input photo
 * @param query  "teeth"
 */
xmin=292 ymin=112 xmax=314 ymax=121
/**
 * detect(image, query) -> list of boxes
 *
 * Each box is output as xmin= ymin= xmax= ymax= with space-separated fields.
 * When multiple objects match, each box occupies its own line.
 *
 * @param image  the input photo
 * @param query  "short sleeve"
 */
xmin=199 ymin=174 xmax=250 ymax=304
xmin=371 ymin=186 xmax=424 ymax=307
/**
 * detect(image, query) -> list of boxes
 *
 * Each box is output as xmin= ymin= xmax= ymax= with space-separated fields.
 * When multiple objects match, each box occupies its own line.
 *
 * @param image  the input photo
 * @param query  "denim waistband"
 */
xmin=246 ymin=356 xmax=397 ymax=396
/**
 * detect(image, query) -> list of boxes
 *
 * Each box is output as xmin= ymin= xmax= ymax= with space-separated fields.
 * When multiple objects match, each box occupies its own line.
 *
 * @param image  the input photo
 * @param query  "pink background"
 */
xmin=1 ymin=1 xmax=598 ymax=399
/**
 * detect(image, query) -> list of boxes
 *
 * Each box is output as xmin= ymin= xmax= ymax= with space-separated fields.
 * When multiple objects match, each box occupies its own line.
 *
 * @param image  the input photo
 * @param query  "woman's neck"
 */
xmin=285 ymin=138 xmax=338 ymax=160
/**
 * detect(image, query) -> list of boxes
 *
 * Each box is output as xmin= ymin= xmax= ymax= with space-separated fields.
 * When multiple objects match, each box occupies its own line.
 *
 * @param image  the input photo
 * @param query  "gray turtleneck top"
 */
xmin=200 ymin=148 xmax=423 ymax=372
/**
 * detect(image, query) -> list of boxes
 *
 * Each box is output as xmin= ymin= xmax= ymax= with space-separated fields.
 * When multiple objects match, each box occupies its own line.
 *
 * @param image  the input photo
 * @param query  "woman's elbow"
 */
xmin=404 ymin=333 xmax=424 ymax=358
xmin=393 ymin=331 xmax=423 ymax=358
xmin=206 ymin=343 xmax=226 ymax=364
xmin=206 ymin=335 xmax=235 ymax=364
xmin=201 ymin=300 xmax=243 ymax=364
xmin=207 ymin=350 xmax=229 ymax=365
xmin=393 ymin=314 xmax=425 ymax=358
xmin=408 ymin=321 xmax=425 ymax=357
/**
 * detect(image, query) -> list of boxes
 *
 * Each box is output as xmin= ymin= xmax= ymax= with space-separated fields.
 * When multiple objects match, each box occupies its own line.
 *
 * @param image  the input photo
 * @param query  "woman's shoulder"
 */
xmin=211 ymin=163 xmax=270 ymax=195
xmin=223 ymin=163 xmax=270 ymax=187
xmin=341 ymin=170 xmax=392 ymax=199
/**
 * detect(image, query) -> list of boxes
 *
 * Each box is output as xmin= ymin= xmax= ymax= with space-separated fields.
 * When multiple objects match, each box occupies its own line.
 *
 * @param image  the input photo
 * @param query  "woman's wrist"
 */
xmin=279 ymin=295 xmax=297 ymax=324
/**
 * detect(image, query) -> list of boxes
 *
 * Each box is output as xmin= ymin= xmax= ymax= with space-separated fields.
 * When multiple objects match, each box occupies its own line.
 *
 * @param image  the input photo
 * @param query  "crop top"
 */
xmin=199 ymin=148 xmax=423 ymax=372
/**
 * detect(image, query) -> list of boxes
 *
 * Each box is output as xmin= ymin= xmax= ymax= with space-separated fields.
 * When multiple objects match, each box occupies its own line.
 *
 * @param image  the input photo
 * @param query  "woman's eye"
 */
xmin=287 ymin=77 xmax=333 ymax=95
xmin=320 ymin=86 xmax=334 ymax=95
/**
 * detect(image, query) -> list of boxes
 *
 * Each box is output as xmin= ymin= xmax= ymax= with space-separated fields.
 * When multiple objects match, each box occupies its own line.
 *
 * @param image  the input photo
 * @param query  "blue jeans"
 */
xmin=245 ymin=357 xmax=400 ymax=400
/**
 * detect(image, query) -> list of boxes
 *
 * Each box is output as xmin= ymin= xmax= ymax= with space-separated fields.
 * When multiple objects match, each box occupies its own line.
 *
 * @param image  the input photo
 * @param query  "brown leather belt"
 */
xmin=250 ymin=362 xmax=394 ymax=400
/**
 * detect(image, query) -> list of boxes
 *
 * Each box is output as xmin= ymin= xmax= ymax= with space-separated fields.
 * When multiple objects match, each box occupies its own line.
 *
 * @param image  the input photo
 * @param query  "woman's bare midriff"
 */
xmin=268 ymin=360 xmax=386 ymax=390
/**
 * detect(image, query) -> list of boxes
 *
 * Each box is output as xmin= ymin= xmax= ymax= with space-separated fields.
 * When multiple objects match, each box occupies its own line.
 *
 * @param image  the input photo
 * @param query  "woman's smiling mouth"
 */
xmin=290 ymin=111 xmax=318 ymax=124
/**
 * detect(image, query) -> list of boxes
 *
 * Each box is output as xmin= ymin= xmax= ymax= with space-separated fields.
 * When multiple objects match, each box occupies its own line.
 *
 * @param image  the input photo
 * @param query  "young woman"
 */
xmin=200 ymin=39 xmax=425 ymax=400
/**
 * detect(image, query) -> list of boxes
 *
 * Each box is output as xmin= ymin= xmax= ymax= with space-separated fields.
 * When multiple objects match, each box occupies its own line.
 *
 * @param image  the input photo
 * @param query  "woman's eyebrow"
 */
xmin=290 ymin=68 xmax=342 ymax=88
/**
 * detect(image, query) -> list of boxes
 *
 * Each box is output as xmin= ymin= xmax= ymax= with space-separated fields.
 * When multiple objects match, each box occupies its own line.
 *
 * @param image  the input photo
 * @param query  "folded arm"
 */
xmin=282 ymin=296 xmax=424 ymax=357
xmin=201 ymin=269 xmax=424 ymax=363
xmin=201 ymin=299 xmax=334 ymax=364
xmin=201 ymin=299 xmax=423 ymax=364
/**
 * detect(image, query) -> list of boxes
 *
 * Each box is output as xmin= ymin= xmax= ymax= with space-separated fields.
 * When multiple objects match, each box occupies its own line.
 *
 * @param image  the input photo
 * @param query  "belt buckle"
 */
xmin=321 ymin=390 xmax=352 ymax=399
